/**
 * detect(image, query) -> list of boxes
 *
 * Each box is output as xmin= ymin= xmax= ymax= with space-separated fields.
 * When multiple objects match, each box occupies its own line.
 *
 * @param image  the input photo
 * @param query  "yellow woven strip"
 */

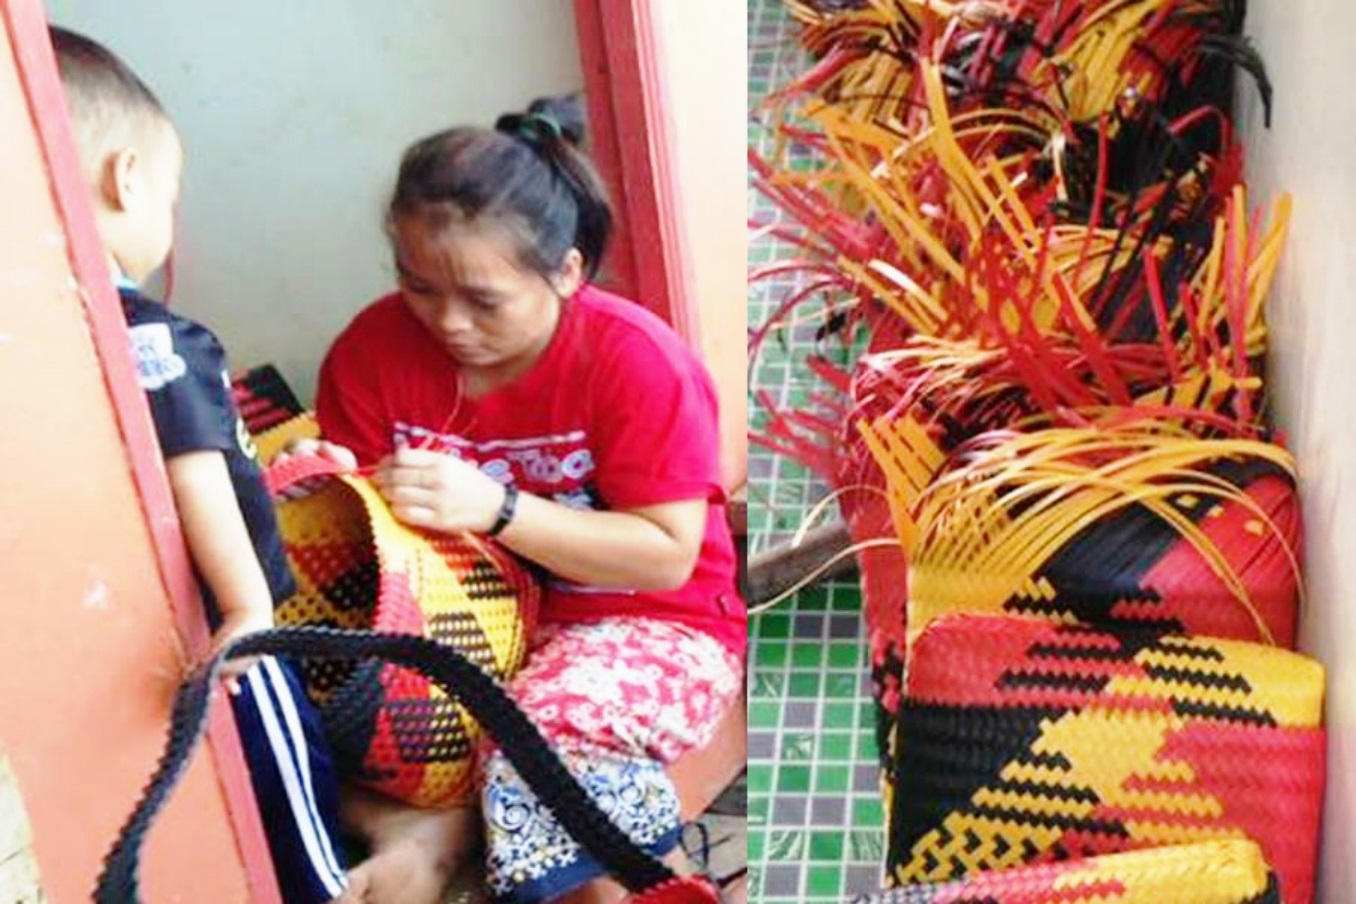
xmin=899 ymin=816 xmax=1065 ymax=883
xmin=1050 ymin=839 xmax=1271 ymax=901
xmin=1131 ymin=640 xmax=1324 ymax=728
xmin=253 ymin=412 xmax=321 ymax=466
xmin=1120 ymin=821 xmax=1242 ymax=849
xmin=1100 ymin=789 xmax=1222 ymax=820
xmin=901 ymin=428 xmax=1301 ymax=646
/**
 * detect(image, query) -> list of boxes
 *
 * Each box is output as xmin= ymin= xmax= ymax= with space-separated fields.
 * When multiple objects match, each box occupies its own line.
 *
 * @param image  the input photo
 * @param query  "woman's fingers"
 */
xmin=317 ymin=441 xmax=359 ymax=470
xmin=382 ymin=483 xmax=440 ymax=507
xmin=378 ymin=465 xmax=437 ymax=489
xmin=373 ymin=449 xmax=494 ymax=532
xmin=390 ymin=446 xmax=447 ymax=468
xmin=390 ymin=504 xmax=439 ymax=528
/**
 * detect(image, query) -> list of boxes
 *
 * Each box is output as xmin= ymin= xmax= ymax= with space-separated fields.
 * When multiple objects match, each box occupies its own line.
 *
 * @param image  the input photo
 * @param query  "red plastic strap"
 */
xmin=625 ymin=876 xmax=722 ymax=904
xmin=263 ymin=454 xmax=346 ymax=497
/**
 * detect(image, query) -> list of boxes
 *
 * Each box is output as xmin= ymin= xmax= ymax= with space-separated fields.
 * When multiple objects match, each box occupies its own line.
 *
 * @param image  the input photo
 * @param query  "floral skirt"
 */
xmin=480 ymin=618 xmax=743 ymax=903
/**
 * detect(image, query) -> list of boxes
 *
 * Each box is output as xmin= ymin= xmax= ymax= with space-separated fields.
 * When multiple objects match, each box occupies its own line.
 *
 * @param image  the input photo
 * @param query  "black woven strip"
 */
xmin=95 ymin=626 xmax=673 ymax=902
xmin=889 ymin=703 xmax=1069 ymax=871
xmin=1170 ymin=698 xmax=1277 ymax=727
xmin=1246 ymin=873 xmax=1283 ymax=904
xmin=1014 ymin=751 xmax=1072 ymax=771
xmin=1151 ymin=637 xmax=1227 ymax=662
xmin=964 ymin=805 xmax=1129 ymax=838
xmin=995 ymin=669 xmax=1111 ymax=694
xmin=1026 ymin=641 xmax=1149 ymax=663
xmin=1143 ymin=663 xmax=1253 ymax=693
xmin=987 ymin=778 xmax=1099 ymax=805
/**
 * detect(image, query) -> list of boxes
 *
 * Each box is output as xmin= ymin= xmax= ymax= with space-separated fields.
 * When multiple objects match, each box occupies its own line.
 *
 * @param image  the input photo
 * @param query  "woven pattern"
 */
xmin=274 ymin=461 xmax=538 ymax=807
xmin=888 ymin=614 xmax=1324 ymax=904
xmin=226 ymin=366 xmax=540 ymax=807
xmin=99 ymin=627 xmax=708 ymax=903
xmin=228 ymin=364 xmax=319 ymax=465
xmin=749 ymin=0 xmax=1293 ymax=742
xmin=853 ymin=839 xmax=1277 ymax=904
xmin=746 ymin=5 xmax=1329 ymax=902
xmin=888 ymin=427 xmax=1304 ymax=651
xmin=230 ymin=363 xmax=306 ymax=433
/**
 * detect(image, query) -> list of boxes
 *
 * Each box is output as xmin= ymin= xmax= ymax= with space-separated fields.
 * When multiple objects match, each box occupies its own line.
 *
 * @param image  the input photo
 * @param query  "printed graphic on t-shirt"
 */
xmin=129 ymin=323 xmax=188 ymax=390
xmin=394 ymin=421 xmax=600 ymax=505
xmin=393 ymin=420 xmax=628 ymax=595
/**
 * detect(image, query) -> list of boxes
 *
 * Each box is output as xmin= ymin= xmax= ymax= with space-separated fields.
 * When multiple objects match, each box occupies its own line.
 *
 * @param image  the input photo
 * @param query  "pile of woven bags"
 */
xmin=750 ymin=2 xmax=1325 ymax=901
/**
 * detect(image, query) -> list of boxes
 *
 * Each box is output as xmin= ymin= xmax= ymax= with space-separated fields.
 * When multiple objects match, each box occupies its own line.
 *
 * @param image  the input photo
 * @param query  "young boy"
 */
xmin=50 ymin=27 xmax=348 ymax=903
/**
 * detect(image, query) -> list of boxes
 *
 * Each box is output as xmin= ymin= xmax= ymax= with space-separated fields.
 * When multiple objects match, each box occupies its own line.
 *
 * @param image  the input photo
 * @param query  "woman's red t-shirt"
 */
xmin=316 ymin=285 xmax=746 ymax=658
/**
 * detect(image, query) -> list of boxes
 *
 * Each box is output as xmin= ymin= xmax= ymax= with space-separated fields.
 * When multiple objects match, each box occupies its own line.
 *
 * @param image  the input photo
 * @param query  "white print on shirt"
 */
xmin=393 ymin=420 xmax=630 ymax=596
xmin=129 ymin=323 xmax=187 ymax=391
xmin=393 ymin=421 xmax=596 ymax=490
xmin=553 ymin=487 xmax=596 ymax=510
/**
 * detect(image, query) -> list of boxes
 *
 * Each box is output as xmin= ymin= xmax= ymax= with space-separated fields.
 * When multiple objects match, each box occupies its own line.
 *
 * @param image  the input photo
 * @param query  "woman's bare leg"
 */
xmin=335 ymin=785 xmax=477 ymax=904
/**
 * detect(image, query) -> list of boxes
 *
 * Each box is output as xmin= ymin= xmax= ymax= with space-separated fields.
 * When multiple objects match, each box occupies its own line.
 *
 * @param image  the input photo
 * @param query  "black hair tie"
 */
xmin=496 ymin=111 xmax=564 ymax=147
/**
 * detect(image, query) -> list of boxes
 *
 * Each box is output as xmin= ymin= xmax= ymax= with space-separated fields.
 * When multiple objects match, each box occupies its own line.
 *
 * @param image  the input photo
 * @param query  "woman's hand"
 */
xmin=374 ymin=447 xmax=507 ymax=534
xmin=270 ymin=437 xmax=359 ymax=499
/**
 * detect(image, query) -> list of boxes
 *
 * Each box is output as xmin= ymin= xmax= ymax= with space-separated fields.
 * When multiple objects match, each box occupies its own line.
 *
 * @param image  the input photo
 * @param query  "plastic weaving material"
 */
xmin=271 ymin=457 xmax=539 ymax=807
xmin=230 ymin=363 xmax=305 ymax=433
xmin=97 ymin=628 xmax=721 ymax=904
xmin=851 ymin=839 xmax=1278 ymax=903
xmin=890 ymin=426 xmax=1304 ymax=651
xmin=887 ymin=614 xmax=1324 ymax=904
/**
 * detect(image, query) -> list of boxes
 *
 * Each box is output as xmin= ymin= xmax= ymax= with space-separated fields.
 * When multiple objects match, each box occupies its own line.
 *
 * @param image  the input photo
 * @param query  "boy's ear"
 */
xmin=99 ymin=147 xmax=140 ymax=213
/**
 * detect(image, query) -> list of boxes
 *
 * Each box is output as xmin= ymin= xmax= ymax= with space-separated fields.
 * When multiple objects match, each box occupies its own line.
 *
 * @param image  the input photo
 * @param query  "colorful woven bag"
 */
xmin=898 ymin=427 xmax=1303 ymax=650
xmin=98 ymin=628 xmax=721 ymax=903
xmin=887 ymin=614 xmax=1325 ymax=904
xmin=853 ymin=839 xmax=1278 ymax=903
xmin=269 ymin=455 xmax=539 ymax=807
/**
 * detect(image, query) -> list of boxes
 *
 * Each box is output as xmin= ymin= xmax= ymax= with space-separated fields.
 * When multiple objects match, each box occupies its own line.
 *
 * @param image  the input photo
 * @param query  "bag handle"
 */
xmin=95 ymin=626 xmax=719 ymax=903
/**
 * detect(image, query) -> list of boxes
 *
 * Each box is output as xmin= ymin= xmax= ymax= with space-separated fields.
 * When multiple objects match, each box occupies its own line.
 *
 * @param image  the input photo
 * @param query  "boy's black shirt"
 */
xmin=119 ymin=287 xmax=296 ymax=615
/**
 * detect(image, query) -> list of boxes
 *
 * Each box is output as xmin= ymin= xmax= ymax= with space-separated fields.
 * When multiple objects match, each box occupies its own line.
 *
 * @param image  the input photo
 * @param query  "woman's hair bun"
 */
xmin=525 ymin=94 xmax=587 ymax=147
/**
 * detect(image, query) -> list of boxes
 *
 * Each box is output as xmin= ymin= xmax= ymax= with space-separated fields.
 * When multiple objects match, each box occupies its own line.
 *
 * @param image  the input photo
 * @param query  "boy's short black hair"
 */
xmin=48 ymin=26 xmax=170 ymax=173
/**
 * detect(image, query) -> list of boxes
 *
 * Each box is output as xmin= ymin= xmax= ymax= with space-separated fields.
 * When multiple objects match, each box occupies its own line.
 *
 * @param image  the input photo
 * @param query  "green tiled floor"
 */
xmin=747 ymin=1 xmax=886 ymax=901
xmin=746 ymin=583 xmax=886 ymax=903
xmin=746 ymin=0 xmax=856 ymax=552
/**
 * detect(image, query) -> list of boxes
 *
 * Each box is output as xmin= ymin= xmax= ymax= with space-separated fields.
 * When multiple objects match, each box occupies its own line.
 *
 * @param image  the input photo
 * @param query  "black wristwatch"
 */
xmin=487 ymin=483 xmax=519 ymax=537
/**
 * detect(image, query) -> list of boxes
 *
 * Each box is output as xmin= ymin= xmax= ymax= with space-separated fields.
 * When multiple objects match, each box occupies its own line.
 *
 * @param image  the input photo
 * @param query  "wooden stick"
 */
xmin=746 ymin=521 xmax=857 ymax=605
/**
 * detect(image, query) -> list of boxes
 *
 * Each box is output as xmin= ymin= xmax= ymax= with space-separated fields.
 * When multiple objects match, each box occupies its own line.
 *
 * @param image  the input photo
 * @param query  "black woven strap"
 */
xmin=95 ymin=626 xmax=676 ymax=902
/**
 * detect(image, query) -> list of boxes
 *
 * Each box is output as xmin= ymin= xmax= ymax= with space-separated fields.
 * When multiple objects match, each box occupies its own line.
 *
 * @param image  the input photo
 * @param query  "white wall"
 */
xmin=47 ymin=0 xmax=582 ymax=404
xmin=652 ymin=0 xmax=748 ymax=488
xmin=1240 ymin=3 xmax=1356 ymax=898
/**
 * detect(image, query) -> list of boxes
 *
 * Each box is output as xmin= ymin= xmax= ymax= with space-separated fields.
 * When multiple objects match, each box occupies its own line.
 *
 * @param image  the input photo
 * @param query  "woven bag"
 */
xmin=843 ymin=344 xmax=1048 ymax=762
xmin=853 ymin=839 xmax=1278 ymax=903
xmin=268 ymin=455 xmax=539 ymax=807
xmin=900 ymin=429 xmax=1302 ymax=651
xmin=886 ymin=613 xmax=1324 ymax=904
xmin=97 ymin=628 xmax=721 ymax=904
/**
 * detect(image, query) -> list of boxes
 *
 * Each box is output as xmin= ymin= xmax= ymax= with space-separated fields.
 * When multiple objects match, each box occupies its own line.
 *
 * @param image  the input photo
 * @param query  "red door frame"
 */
xmin=2 ymin=2 xmax=281 ymax=899
xmin=573 ymin=0 xmax=702 ymax=348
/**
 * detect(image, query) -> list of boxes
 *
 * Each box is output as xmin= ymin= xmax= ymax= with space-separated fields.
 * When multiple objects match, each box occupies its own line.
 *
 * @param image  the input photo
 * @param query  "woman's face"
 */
xmin=392 ymin=216 xmax=581 ymax=374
